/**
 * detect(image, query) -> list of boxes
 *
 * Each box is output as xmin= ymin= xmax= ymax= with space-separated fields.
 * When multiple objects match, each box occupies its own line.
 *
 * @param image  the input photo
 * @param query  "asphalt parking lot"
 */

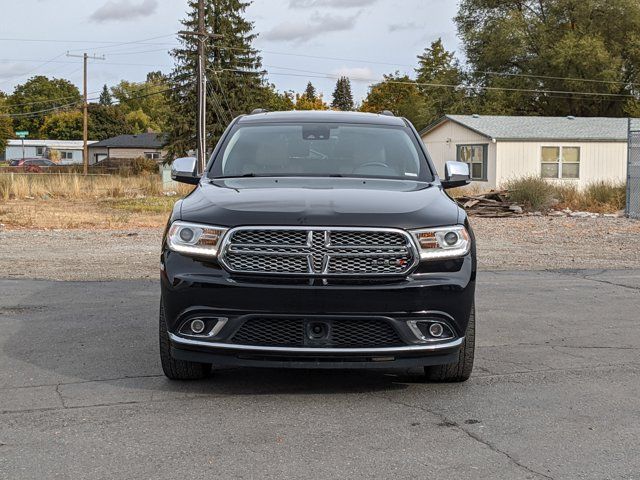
xmin=1 ymin=270 xmax=639 ymax=479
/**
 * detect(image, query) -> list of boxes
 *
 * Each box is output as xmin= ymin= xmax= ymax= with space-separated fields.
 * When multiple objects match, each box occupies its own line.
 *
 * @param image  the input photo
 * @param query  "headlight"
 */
xmin=167 ymin=221 xmax=228 ymax=257
xmin=410 ymin=225 xmax=471 ymax=260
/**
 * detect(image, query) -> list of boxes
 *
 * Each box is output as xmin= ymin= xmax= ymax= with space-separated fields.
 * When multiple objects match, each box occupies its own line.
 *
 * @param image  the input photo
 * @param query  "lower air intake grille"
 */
xmin=231 ymin=318 xmax=404 ymax=348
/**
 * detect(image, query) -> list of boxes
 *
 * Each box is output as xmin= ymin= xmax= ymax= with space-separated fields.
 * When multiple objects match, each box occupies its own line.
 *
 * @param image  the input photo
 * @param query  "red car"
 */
xmin=8 ymin=158 xmax=56 ymax=167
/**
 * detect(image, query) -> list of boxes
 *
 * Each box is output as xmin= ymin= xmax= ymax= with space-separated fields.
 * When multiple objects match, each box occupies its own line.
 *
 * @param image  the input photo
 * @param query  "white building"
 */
xmin=420 ymin=115 xmax=629 ymax=189
xmin=3 ymin=139 xmax=97 ymax=165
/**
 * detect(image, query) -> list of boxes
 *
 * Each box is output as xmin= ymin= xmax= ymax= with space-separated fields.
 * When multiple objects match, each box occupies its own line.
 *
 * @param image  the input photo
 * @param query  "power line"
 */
xmin=6 ymin=90 xmax=101 ymax=109
xmin=218 ymin=44 xmax=640 ymax=89
xmin=0 ymin=34 xmax=177 ymax=48
xmin=222 ymin=67 xmax=640 ymax=101
xmin=0 ymin=100 xmax=81 ymax=118
xmin=0 ymin=52 xmax=68 ymax=86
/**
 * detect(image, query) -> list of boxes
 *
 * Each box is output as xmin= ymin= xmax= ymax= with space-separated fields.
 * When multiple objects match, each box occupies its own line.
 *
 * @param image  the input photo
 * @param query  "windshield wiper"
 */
xmin=213 ymin=173 xmax=258 ymax=179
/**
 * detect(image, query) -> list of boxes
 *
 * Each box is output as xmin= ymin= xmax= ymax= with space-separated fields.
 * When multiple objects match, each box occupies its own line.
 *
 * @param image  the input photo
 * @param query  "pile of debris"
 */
xmin=456 ymin=190 xmax=524 ymax=217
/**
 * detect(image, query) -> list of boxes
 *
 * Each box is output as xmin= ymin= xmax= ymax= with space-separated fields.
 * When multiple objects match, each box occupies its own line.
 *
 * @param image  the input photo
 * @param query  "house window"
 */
xmin=60 ymin=151 xmax=74 ymax=160
xmin=35 ymin=146 xmax=45 ymax=157
xmin=145 ymin=152 xmax=161 ymax=160
xmin=457 ymin=144 xmax=488 ymax=180
xmin=541 ymin=146 xmax=580 ymax=179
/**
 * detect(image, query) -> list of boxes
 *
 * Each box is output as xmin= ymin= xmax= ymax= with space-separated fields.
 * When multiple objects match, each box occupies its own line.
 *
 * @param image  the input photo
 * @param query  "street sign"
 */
xmin=15 ymin=131 xmax=29 ymax=138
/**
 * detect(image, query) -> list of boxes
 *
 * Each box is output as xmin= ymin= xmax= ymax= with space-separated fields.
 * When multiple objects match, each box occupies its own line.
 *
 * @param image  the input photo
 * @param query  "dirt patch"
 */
xmin=1 ymin=216 xmax=638 ymax=281
xmin=0 ymin=198 xmax=174 ymax=229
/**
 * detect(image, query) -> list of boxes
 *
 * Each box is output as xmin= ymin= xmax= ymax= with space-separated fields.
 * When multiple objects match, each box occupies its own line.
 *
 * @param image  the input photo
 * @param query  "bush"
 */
xmin=583 ymin=181 xmax=626 ymax=211
xmin=504 ymin=176 xmax=555 ymax=211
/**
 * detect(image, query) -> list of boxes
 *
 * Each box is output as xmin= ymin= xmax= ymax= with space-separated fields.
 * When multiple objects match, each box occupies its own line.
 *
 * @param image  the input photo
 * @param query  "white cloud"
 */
xmin=89 ymin=0 xmax=158 ymax=23
xmin=388 ymin=21 xmax=422 ymax=33
xmin=289 ymin=0 xmax=377 ymax=7
xmin=263 ymin=12 xmax=360 ymax=43
xmin=332 ymin=67 xmax=374 ymax=81
xmin=0 ymin=63 xmax=33 ymax=82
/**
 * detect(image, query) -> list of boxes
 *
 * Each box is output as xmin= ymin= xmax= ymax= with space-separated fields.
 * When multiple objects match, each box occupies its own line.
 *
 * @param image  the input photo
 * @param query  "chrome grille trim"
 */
xmin=219 ymin=226 xmax=419 ymax=276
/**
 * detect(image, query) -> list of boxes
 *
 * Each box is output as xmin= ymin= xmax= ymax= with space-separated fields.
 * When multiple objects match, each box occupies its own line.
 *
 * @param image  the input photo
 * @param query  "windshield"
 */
xmin=208 ymin=123 xmax=433 ymax=181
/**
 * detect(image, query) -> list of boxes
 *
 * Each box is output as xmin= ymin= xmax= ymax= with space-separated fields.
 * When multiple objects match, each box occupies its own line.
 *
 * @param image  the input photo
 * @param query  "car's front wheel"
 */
xmin=159 ymin=302 xmax=211 ymax=380
xmin=423 ymin=304 xmax=475 ymax=382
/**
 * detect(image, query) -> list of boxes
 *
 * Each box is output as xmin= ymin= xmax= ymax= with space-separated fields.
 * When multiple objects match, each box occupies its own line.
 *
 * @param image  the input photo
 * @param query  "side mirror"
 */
xmin=171 ymin=157 xmax=200 ymax=185
xmin=441 ymin=161 xmax=471 ymax=189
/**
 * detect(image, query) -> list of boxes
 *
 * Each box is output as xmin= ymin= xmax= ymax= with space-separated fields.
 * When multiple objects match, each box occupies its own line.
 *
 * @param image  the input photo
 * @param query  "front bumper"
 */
xmin=161 ymin=250 xmax=475 ymax=369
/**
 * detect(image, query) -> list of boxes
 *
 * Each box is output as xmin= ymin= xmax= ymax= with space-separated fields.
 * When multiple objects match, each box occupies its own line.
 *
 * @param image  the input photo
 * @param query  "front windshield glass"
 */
xmin=209 ymin=123 xmax=433 ymax=181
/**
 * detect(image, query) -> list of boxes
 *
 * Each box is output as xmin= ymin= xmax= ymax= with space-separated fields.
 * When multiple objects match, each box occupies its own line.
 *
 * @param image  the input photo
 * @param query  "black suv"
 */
xmin=161 ymin=111 xmax=476 ymax=382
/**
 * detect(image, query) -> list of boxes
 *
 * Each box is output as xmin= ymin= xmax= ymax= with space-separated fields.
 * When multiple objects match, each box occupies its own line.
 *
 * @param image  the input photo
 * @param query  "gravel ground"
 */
xmin=1 ymin=216 xmax=639 ymax=280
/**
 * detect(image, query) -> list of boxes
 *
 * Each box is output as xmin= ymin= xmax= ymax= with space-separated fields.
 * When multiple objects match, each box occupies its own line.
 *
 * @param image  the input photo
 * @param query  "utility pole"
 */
xmin=66 ymin=52 xmax=105 ymax=175
xmin=197 ymin=0 xmax=206 ymax=174
xmin=180 ymin=0 xmax=223 ymax=174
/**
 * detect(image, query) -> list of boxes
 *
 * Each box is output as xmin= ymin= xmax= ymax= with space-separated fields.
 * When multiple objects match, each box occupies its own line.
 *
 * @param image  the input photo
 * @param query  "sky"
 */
xmin=0 ymin=0 xmax=461 ymax=103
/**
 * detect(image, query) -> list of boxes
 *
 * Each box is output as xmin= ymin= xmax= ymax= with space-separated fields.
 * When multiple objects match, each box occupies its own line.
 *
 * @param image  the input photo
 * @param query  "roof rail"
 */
xmin=250 ymin=108 xmax=269 ymax=115
xmin=379 ymin=110 xmax=395 ymax=117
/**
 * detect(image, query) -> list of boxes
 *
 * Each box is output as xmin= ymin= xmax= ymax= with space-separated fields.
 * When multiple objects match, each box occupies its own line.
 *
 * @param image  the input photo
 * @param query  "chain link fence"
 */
xmin=628 ymin=119 xmax=640 ymax=219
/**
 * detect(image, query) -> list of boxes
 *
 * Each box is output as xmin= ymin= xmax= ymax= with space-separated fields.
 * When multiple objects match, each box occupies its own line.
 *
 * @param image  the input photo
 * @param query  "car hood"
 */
xmin=179 ymin=177 xmax=460 ymax=229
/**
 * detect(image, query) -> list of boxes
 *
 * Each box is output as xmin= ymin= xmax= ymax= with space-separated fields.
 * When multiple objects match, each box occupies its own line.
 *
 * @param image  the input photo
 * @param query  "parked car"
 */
xmin=160 ymin=110 xmax=476 ymax=382
xmin=8 ymin=158 xmax=57 ymax=171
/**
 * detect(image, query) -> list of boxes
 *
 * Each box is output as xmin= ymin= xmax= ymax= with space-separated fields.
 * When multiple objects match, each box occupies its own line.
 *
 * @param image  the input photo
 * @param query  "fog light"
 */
xmin=428 ymin=323 xmax=444 ymax=337
xmin=190 ymin=319 xmax=206 ymax=334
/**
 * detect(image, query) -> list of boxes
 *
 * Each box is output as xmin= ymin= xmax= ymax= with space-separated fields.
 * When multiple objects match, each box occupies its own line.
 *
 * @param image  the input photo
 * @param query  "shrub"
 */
xmin=583 ymin=181 xmax=626 ymax=211
xmin=504 ymin=176 xmax=555 ymax=211
xmin=130 ymin=156 xmax=158 ymax=176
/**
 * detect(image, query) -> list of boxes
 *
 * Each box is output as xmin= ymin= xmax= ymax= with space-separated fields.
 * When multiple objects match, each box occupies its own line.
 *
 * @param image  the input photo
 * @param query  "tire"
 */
xmin=424 ymin=304 xmax=475 ymax=383
xmin=159 ymin=301 xmax=211 ymax=380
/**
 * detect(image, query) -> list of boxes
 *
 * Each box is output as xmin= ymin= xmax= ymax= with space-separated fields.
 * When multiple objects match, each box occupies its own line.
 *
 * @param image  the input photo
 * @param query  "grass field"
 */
xmin=0 ymin=173 xmax=193 ymax=229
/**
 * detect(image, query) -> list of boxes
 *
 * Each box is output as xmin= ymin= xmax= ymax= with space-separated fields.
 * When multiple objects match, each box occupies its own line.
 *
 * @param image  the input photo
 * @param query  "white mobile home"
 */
xmin=420 ymin=115 xmax=629 ymax=189
xmin=3 ymin=139 xmax=97 ymax=165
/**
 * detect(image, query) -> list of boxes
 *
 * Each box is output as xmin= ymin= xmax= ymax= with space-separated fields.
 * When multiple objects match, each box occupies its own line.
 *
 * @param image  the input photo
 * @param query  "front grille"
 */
xmin=231 ymin=318 xmax=404 ymax=348
xmin=220 ymin=227 xmax=416 ymax=276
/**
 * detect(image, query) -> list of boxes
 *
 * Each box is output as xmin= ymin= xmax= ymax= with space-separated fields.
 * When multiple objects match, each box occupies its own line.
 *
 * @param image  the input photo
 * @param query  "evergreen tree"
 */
xmin=99 ymin=84 xmax=112 ymax=106
xmin=166 ymin=0 xmax=266 ymax=159
xmin=331 ymin=77 xmax=354 ymax=111
xmin=88 ymin=104 xmax=133 ymax=140
xmin=414 ymin=38 xmax=467 ymax=123
xmin=304 ymin=82 xmax=317 ymax=102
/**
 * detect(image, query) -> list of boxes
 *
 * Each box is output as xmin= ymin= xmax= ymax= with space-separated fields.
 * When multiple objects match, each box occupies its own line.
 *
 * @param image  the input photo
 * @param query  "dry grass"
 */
xmin=0 ymin=173 xmax=195 ymax=229
xmin=0 ymin=173 xmax=193 ymax=201
xmin=504 ymin=176 xmax=556 ymax=211
xmin=504 ymin=176 xmax=626 ymax=213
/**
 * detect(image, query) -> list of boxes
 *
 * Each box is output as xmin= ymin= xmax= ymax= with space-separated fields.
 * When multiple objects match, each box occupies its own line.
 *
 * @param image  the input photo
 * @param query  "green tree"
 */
xmin=99 ymin=84 xmax=112 ymax=106
xmin=304 ymin=82 xmax=317 ymax=102
xmin=111 ymin=72 xmax=170 ymax=131
xmin=361 ymin=73 xmax=430 ymax=130
xmin=88 ymin=104 xmax=132 ymax=140
xmin=39 ymin=110 xmax=83 ymax=140
xmin=331 ymin=77 xmax=355 ymax=111
xmin=456 ymin=0 xmax=640 ymax=116
xmin=260 ymin=85 xmax=295 ymax=111
xmin=295 ymin=93 xmax=328 ymax=110
xmin=415 ymin=39 xmax=468 ymax=122
xmin=7 ymin=76 xmax=81 ymax=133
xmin=0 ymin=97 xmax=14 ymax=153
xmin=166 ymin=0 xmax=267 ymax=159
xmin=125 ymin=108 xmax=152 ymax=134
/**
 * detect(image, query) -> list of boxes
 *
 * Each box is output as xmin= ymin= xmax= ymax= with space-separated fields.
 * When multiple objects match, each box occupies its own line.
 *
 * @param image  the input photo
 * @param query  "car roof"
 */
xmin=237 ymin=110 xmax=407 ymax=127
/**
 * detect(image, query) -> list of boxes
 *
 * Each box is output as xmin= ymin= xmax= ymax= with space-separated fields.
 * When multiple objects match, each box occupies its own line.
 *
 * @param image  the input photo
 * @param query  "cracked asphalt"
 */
xmin=1 ymin=270 xmax=639 ymax=479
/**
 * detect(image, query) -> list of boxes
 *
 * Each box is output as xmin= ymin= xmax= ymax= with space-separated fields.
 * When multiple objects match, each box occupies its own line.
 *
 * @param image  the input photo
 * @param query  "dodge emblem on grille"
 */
xmin=309 ymin=231 xmax=329 ymax=273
